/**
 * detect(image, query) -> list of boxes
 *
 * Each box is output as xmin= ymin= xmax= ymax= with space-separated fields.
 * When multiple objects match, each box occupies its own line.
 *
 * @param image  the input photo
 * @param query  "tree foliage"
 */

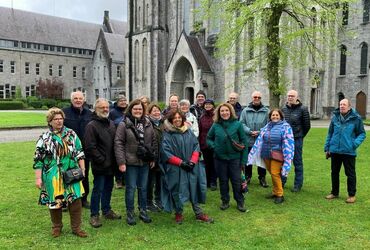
xmin=200 ymin=0 xmax=354 ymax=108
xmin=36 ymin=78 xmax=64 ymax=99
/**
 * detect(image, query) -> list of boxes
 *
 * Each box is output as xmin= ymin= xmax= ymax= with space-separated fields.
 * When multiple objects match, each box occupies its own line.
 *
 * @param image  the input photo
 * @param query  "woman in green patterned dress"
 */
xmin=33 ymin=107 xmax=87 ymax=238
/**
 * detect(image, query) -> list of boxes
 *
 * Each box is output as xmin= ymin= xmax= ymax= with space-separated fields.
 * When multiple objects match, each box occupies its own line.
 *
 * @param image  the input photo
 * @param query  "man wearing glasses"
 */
xmin=240 ymin=91 xmax=270 ymax=188
xmin=282 ymin=90 xmax=311 ymax=192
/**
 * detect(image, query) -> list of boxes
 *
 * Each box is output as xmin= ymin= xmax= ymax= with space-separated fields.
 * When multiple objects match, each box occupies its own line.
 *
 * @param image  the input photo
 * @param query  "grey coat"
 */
xmin=114 ymin=116 xmax=157 ymax=166
xmin=239 ymin=104 xmax=270 ymax=147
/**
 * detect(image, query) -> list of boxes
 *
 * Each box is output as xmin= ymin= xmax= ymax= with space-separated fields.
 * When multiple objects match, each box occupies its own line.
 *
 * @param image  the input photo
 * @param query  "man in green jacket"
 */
xmin=240 ymin=91 xmax=270 ymax=187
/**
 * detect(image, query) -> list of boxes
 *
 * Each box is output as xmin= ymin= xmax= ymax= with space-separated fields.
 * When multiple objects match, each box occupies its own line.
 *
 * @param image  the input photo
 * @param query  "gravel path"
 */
xmin=0 ymin=128 xmax=46 ymax=143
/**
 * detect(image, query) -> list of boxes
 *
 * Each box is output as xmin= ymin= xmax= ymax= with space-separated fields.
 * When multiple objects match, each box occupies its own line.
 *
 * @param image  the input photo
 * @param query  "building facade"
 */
xmin=0 ymin=7 xmax=126 ymax=104
xmin=125 ymin=0 xmax=369 ymax=118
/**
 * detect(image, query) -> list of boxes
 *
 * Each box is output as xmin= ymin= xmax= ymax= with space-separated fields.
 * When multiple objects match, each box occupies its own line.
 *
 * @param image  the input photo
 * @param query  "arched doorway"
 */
xmin=338 ymin=92 xmax=345 ymax=108
xmin=171 ymin=57 xmax=194 ymax=101
xmin=356 ymin=91 xmax=366 ymax=118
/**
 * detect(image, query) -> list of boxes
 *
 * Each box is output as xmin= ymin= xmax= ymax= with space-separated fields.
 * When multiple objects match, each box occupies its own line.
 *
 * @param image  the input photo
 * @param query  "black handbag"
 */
xmin=62 ymin=168 xmax=84 ymax=185
xmin=222 ymin=126 xmax=245 ymax=152
xmin=129 ymin=126 xmax=155 ymax=162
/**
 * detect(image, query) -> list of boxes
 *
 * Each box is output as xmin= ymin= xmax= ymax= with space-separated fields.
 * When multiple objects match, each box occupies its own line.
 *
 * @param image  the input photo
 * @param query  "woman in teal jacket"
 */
xmin=207 ymin=103 xmax=248 ymax=212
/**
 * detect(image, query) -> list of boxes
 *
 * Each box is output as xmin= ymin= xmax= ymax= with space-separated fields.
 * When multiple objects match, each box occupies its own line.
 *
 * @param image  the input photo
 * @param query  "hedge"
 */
xmin=0 ymin=101 xmax=24 ymax=110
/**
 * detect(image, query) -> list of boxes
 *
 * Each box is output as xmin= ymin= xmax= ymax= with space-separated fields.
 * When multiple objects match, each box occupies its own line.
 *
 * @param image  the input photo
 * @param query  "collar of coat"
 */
xmin=163 ymin=119 xmax=188 ymax=133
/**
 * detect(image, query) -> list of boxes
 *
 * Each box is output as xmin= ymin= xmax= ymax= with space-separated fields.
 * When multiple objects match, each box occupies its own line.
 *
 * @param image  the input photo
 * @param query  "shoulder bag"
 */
xmin=222 ymin=125 xmax=245 ymax=152
xmin=268 ymin=130 xmax=284 ymax=162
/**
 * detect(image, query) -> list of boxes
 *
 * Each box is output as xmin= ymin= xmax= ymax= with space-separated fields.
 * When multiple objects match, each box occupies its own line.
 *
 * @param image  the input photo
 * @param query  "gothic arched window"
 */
xmin=134 ymin=40 xmax=140 ymax=79
xmin=142 ymin=39 xmax=148 ymax=80
xmin=339 ymin=45 xmax=347 ymax=75
xmin=364 ymin=0 xmax=370 ymax=22
xmin=360 ymin=42 xmax=368 ymax=75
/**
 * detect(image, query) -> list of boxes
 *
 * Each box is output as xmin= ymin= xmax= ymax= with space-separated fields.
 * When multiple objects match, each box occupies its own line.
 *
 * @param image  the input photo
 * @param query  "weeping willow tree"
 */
xmin=199 ymin=0 xmax=354 ymax=108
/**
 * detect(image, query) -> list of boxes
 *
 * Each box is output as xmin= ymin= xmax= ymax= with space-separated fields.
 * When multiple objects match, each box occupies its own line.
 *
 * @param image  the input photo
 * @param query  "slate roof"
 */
xmin=186 ymin=35 xmax=212 ymax=72
xmin=109 ymin=19 xmax=127 ymax=35
xmin=104 ymin=32 xmax=125 ymax=62
xmin=0 ymin=7 xmax=101 ymax=49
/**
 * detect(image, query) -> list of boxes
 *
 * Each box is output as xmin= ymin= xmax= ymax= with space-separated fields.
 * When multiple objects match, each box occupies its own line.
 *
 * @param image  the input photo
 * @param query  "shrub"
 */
xmin=0 ymin=101 xmax=24 ymax=110
xmin=28 ymin=100 xmax=43 ymax=109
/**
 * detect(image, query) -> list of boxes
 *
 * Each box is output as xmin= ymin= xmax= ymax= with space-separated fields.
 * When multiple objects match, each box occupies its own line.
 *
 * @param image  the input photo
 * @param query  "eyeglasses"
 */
xmin=253 ymin=96 xmax=261 ymax=99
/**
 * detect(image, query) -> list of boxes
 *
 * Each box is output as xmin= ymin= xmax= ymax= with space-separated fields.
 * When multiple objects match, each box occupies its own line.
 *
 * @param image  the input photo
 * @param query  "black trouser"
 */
xmin=330 ymin=153 xmax=356 ymax=197
xmin=202 ymin=148 xmax=217 ymax=186
xmin=214 ymin=158 xmax=244 ymax=204
xmin=147 ymin=168 xmax=161 ymax=203
xmin=82 ymin=160 xmax=90 ymax=202
xmin=245 ymin=146 xmax=266 ymax=180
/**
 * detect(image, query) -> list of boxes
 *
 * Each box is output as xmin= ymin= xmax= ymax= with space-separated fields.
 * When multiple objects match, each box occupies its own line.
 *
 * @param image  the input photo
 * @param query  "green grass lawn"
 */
xmin=0 ymin=112 xmax=46 ymax=128
xmin=0 ymin=128 xmax=369 ymax=249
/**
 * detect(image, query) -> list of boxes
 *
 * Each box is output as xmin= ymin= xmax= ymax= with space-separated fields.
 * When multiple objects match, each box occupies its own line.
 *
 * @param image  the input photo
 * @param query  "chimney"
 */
xmin=104 ymin=10 xmax=109 ymax=21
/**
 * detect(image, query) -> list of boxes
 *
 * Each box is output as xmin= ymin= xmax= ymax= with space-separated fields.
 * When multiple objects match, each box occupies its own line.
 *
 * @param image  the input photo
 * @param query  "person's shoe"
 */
xmin=139 ymin=209 xmax=152 ymax=223
xmin=265 ymin=194 xmax=277 ymax=199
xmin=210 ymin=183 xmax=217 ymax=191
xmin=73 ymin=229 xmax=88 ymax=238
xmin=237 ymin=202 xmax=248 ymax=212
xmin=291 ymin=187 xmax=301 ymax=193
xmin=116 ymin=180 xmax=123 ymax=189
xmin=274 ymin=196 xmax=285 ymax=204
xmin=259 ymin=177 xmax=269 ymax=188
xmin=82 ymin=200 xmax=90 ymax=209
xmin=175 ymin=213 xmax=184 ymax=224
xmin=89 ymin=215 xmax=102 ymax=228
xmin=104 ymin=210 xmax=122 ymax=220
xmin=196 ymin=213 xmax=214 ymax=223
xmin=153 ymin=200 xmax=164 ymax=211
xmin=126 ymin=211 xmax=136 ymax=226
xmin=220 ymin=202 xmax=230 ymax=210
xmin=147 ymin=202 xmax=160 ymax=212
xmin=345 ymin=196 xmax=356 ymax=203
xmin=325 ymin=194 xmax=338 ymax=200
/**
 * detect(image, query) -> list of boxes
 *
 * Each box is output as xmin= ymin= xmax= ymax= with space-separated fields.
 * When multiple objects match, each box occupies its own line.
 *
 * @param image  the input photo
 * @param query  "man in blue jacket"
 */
xmin=324 ymin=99 xmax=366 ymax=203
xmin=63 ymin=91 xmax=92 ymax=208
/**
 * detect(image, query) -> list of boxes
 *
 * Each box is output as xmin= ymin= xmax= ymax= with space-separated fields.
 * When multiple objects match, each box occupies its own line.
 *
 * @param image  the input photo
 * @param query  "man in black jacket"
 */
xmin=84 ymin=98 xmax=121 ymax=228
xmin=282 ymin=90 xmax=311 ymax=192
xmin=63 ymin=91 xmax=92 ymax=208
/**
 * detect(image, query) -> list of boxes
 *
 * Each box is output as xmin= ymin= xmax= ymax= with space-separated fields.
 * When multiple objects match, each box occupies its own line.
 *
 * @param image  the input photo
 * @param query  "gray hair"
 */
xmin=179 ymin=99 xmax=191 ymax=106
xmin=93 ymin=98 xmax=109 ymax=111
xmin=70 ymin=91 xmax=85 ymax=101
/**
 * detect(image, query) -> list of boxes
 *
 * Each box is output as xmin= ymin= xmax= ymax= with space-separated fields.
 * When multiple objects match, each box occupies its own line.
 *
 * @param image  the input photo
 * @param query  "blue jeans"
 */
xmin=293 ymin=137 xmax=304 ymax=189
xmin=90 ymin=174 xmax=114 ymax=217
xmin=125 ymin=165 xmax=149 ymax=211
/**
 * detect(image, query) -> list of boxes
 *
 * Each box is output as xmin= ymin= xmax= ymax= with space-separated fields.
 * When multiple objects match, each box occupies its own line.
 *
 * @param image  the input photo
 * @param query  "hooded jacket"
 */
xmin=324 ymin=108 xmax=366 ymax=156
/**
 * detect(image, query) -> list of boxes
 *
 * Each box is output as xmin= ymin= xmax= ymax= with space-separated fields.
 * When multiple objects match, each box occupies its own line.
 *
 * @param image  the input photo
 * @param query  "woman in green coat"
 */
xmin=33 ymin=108 xmax=87 ymax=238
xmin=207 ymin=103 xmax=248 ymax=212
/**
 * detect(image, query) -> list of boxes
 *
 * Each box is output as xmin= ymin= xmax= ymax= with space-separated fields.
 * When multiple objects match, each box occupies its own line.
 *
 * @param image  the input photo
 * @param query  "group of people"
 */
xmin=33 ymin=89 xmax=366 ymax=238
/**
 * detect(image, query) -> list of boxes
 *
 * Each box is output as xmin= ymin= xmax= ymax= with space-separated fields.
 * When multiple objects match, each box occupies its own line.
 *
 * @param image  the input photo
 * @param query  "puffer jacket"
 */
xmin=240 ymin=103 xmax=269 ymax=147
xmin=206 ymin=118 xmax=248 ymax=165
xmin=324 ymin=108 xmax=366 ymax=156
xmin=84 ymin=113 xmax=116 ymax=175
xmin=282 ymin=100 xmax=311 ymax=138
xmin=114 ymin=116 xmax=157 ymax=166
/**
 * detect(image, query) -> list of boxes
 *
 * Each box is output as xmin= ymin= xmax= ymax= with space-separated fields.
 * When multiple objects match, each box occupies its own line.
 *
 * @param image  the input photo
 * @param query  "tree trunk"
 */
xmin=266 ymin=3 xmax=285 ymax=108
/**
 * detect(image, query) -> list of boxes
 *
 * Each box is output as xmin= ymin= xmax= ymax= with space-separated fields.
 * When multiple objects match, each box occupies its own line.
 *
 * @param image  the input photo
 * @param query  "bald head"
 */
xmin=339 ymin=98 xmax=351 ymax=115
xmin=287 ymin=90 xmax=298 ymax=106
xmin=228 ymin=92 xmax=239 ymax=105
xmin=251 ymin=91 xmax=262 ymax=105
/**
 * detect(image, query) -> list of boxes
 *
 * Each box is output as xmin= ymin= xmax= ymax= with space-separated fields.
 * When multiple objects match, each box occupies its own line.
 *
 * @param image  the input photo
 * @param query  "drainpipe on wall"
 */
xmin=127 ymin=0 xmax=134 ymax=100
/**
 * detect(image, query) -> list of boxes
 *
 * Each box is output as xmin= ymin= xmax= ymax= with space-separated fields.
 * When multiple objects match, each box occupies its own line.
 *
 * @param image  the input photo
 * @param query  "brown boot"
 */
xmin=68 ymin=199 xmax=88 ymax=238
xmin=49 ymin=209 xmax=63 ymax=237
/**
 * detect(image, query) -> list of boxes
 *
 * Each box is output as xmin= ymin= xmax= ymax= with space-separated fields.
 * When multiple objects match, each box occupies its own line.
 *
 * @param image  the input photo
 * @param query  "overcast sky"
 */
xmin=0 ymin=0 xmax=127 ymax=23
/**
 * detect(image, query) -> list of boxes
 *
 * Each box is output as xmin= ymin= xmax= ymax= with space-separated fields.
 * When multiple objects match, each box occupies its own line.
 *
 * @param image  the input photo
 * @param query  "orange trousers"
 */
xmin=264 ymin=159 xmax=284 ymax=197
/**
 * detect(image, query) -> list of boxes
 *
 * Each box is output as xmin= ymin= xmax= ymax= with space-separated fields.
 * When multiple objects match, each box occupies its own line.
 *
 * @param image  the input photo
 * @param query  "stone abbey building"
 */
xmin=0 ymin=2 xmax=369 ymax=118
xmin=0 ymin=7 xmax=126 ymax=104
xmin=126 ymin=1 xmax=370 ymax=118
